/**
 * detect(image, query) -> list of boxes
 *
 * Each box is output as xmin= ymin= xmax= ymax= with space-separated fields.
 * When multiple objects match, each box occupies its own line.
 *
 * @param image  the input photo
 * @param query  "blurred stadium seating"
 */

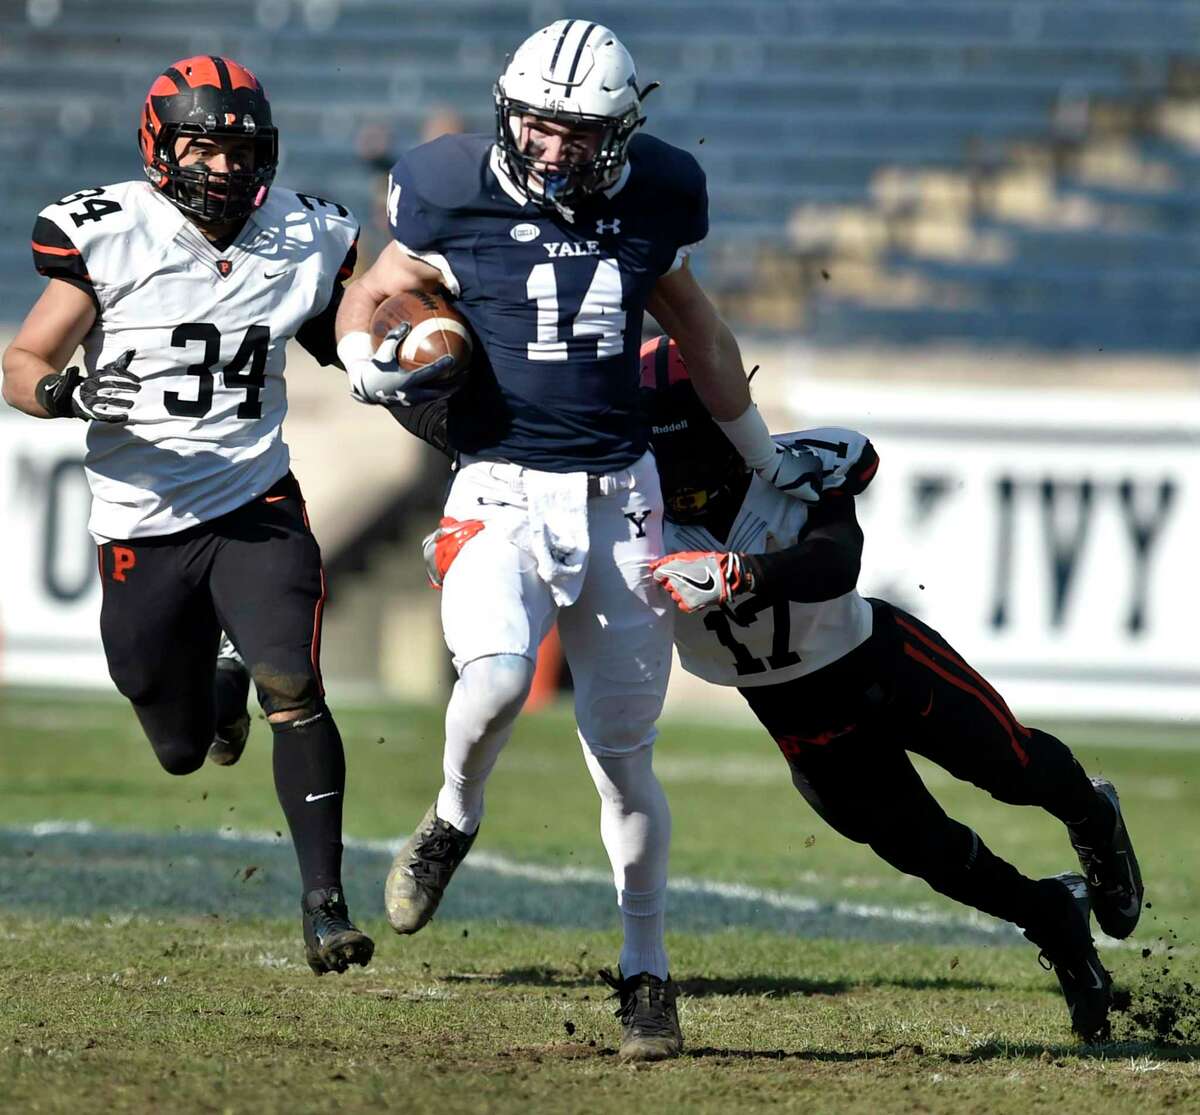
xmin=4 ymin=0 xmax=1200 ymax=349
xmin=2 ymin=1 xmax=1198 ymax=712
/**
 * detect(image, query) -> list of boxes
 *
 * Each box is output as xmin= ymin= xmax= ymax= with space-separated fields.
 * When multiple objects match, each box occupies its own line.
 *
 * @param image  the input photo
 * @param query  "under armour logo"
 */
xmin=624 ymin=510 xmax=651 ymax=538
xmin=596 ymin=218 xmax=621 ymax=236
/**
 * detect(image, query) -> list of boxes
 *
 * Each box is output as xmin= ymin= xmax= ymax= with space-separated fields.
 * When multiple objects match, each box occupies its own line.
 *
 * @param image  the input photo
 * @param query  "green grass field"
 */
xmin=2 ymin=687 xmax=1197 ymax=1113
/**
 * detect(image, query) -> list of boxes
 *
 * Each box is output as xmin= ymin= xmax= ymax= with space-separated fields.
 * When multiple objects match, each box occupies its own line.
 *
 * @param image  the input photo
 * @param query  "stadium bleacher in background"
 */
xmin=4 ymin=0 xmax=1200 ymax=350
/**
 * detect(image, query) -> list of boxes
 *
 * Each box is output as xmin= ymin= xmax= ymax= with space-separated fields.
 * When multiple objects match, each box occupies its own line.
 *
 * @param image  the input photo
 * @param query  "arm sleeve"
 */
xmin=31 ymin=215 xmax=99 ymax=311
xmin=295 ymin=238 xmax=358 ymax=367
xmin=741 ymin=498 xmax=864 ymax=604
xmin=385 ymin=397 xmax=452 ymax=457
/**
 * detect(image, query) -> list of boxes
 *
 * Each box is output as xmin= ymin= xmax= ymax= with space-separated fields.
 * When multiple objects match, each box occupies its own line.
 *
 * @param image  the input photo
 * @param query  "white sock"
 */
xmin=582 ymin=742 xmax=671 ymax=980
xmin=436 ymin=654 xmax=532 ymax=834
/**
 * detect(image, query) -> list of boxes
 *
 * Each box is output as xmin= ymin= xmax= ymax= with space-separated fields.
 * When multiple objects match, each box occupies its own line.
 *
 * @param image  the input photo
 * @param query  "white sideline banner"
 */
xmin=789 ymin=383 xmax=1200 ymax=722
xmin=0 ymin=412 xmax=109 ymax=687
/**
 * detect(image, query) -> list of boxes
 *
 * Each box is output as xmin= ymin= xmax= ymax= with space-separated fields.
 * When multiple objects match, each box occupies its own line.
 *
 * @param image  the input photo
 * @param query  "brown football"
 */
xmin=369 ymin=289 xmax=473 ymax=374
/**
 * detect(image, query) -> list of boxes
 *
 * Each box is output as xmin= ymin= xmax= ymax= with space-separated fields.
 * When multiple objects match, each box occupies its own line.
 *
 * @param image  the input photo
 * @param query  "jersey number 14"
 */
xmin=526 ymin=258 xmax=625 ymax=361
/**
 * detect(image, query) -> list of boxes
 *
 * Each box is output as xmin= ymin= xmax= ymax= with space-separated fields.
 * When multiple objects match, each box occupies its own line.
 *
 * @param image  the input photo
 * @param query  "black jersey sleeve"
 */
xmin=296 ymin=238 xmax=358 ymax=367
xmin=742 ymin=498 xmax=864 ymax=604
xmin=31 ymin=216 xmax=99 ymax=310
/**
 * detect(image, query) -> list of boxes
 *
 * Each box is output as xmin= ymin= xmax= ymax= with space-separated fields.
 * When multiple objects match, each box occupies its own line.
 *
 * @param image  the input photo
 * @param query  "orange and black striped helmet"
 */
xmin=639 ymin=336 xmax=749 ymax=525
xmin=138 ymin=55 xmax=278 ymax=224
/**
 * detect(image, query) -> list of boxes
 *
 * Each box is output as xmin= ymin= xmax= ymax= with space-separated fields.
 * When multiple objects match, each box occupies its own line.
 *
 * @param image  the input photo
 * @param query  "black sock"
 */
xmin=1023 ymin=729 xmax=1110 ymax=837
xmin=213 ymin=661 xmax=250 ymax=731
xmin=271 ymin=707 xmax=346 ymax=894
xmin=877 ymin=819 xmax=1045 ymax=930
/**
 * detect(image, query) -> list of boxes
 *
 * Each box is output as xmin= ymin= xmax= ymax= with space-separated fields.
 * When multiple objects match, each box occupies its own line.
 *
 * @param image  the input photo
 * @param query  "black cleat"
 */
xmin=384 ymin=804 xmax=477 ymax=934
xmin=208 ymin=633 xmax=251 ymax=767
xmin=302 ymin=887 xmax=374 ymax=976
xmin=599 ymin=968 xmax=684 ymax=1062
xmin=1025 ymin=873 xmax=1113 ymax=1042
xmin=1068 ymin=777 xmax=1143 ymax=939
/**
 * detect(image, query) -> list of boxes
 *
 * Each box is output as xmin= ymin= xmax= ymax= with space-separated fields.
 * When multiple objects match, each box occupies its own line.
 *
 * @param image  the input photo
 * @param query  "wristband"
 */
xmin=34 ymin=368 xmax=78 ymax=419
xmin=336 ymin=330 xmax=375 ymax=367
xmin=715 ymin=404 xmax=776 ymax=471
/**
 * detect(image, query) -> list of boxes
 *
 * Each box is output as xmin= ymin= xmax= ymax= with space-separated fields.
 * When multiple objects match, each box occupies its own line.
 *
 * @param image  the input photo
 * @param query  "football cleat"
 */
xmin=599 ymin=968 xmax=684 ymax=1062
xmin=1068 ymin=778 xmax=1144 ymax=940
xmin=208 ymin=632 xmax=251 ymax=766
xmin=384 ymin=803 xmax=477 ymax=934
xmin=301 ymin=886 xmax=374 ymax=975
xmin=1025 ymin=873 xmax=1113 ymax=1042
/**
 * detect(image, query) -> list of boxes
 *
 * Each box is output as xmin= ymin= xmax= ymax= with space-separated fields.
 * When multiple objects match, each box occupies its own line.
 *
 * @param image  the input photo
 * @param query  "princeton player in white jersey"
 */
xmin=642 ymin=337 xmax=1144 ymax=1043
xmin=1 ymin=55 xmax=373 ymax=975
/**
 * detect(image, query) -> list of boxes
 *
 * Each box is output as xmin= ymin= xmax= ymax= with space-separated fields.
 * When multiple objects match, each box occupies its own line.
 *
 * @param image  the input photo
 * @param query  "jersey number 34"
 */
xmin=164 ymin=323 xmax=269 ymax=420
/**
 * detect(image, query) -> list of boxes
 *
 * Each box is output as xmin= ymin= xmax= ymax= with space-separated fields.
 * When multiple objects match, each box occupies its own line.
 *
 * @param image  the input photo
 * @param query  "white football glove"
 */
xmin=338 ymin=328 xmax=458 ymax=407
xmin=650 ymin=551 xmax=750 ymax=613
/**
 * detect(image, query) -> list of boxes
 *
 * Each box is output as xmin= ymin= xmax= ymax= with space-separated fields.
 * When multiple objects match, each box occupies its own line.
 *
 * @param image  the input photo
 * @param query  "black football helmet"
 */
xmin=639 ymin=335 xmax=750 ymax=525
xmin=138 ymin=55 xmax=278 ymax=224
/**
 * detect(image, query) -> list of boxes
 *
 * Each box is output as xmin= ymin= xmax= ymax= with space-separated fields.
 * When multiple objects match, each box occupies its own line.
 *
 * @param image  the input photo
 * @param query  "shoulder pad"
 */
xmin=775 ymin=427 xmax=879 ymax=497
xmin=392 ymin=133 xmax=493 ymax=212
xmin=628 ymin=134 xmax=706 ymax=199
xmin=37 ymin=182 xmax=142 ymax=247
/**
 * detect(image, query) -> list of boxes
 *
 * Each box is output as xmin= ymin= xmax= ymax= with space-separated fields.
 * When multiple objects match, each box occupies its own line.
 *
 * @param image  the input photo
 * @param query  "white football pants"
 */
xmin=435 ymin=451 xmax=674 ymax=978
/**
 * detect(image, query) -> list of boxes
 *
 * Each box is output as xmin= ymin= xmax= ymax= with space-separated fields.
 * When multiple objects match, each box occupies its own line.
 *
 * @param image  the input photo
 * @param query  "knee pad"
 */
xmin=146 ymin=731 xmax=209 ymax=776
xmin=249 ymin=664 xmax=321 ymax=719
xmin=453 ymin=654 xmax=535 ymax=737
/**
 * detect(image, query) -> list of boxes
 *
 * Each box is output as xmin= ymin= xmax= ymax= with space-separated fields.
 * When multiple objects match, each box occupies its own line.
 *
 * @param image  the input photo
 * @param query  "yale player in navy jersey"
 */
xmin=334 ymin=21 xmax=823 ymax=1060
xmin=1 ymin=56 xmax=373 ymax=976
xmin=643 ymin=337 xmax=1143 ymax=1042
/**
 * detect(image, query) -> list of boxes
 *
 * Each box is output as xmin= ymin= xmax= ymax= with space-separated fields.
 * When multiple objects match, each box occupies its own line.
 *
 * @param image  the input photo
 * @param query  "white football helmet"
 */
xmin=494 ymin=20 xmax=652 ymax=210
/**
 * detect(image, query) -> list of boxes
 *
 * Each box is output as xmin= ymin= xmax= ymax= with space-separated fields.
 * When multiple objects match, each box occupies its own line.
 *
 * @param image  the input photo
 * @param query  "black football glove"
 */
xmin=36 ymin=349 xmax=140 ymax=423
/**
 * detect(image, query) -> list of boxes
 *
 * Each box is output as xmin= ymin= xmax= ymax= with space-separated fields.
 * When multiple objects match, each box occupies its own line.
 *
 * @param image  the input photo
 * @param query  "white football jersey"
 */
xmin=33 ymin=181 xmax=357 ymax=541
xmin=664 ymin=428 xmax=876 ymax=688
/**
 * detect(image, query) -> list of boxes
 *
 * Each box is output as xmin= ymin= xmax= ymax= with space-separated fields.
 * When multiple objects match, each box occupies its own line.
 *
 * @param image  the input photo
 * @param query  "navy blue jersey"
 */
xmin=387 ymin=132 xmax=708 ymax=472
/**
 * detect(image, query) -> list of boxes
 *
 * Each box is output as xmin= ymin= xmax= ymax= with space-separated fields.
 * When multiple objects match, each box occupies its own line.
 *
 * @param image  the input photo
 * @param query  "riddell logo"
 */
xmin=651 ymin=420 xmax=689 ymax=434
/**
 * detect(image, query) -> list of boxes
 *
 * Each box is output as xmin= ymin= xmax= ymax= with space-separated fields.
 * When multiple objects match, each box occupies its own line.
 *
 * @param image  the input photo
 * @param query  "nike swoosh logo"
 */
xmin=264 ymin=494 xmax=288 ymax=503
xmin=477 ymin=497 xmax=516 ymax=508
xmin=304 ymin=791 xmax=340 ymax=803
xmin=1085 ymin=961 xmax=1106 ymax=991
xmin=671 ymin=569 xmax=716 ymax=593
xmin=920 ymin=693 xmax=934 ymax=717
xmin=264 ymin=270 xmax=288 ymax=279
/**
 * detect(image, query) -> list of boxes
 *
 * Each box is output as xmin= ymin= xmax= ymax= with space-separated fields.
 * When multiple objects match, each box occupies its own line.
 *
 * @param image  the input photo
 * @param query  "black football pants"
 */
xmin=740 ymin=600 xmax=1104 ymax=931
xmin=97 ymin=471 xmax=327 ymax=774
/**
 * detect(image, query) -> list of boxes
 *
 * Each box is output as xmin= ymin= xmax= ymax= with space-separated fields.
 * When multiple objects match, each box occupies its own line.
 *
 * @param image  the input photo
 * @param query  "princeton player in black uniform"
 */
xmin=643 ymin=337 xmax=1143 ymax=1042
xmin=334 ymin=21 xmax=825 ymax=1060
xmin=1 ymin=56 xmax=373 ymax=975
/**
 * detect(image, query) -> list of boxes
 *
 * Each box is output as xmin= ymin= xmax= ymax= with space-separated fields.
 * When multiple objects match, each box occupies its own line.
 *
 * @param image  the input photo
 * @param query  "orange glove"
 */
xmin=649 ymin=550 xmax=749 ymax=613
